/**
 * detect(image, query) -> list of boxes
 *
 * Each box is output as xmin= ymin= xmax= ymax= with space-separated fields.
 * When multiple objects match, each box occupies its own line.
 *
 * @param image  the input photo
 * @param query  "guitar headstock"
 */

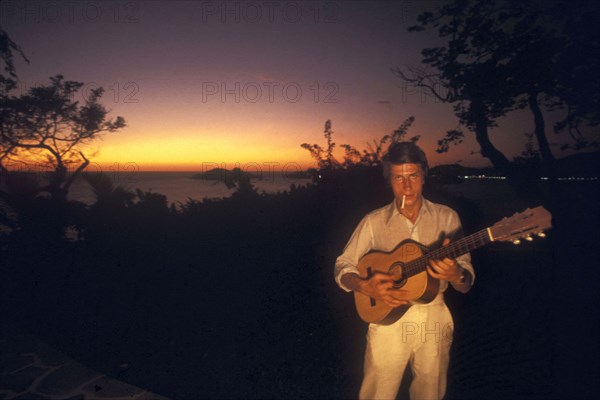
xmin=489 ymin=206 xmax=552 ymax=244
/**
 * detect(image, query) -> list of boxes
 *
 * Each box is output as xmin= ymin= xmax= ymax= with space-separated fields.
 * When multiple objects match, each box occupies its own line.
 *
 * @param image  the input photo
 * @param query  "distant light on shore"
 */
xmin=462 ymin=175 xmax=597 ymax=181
xmin=554 ymin=177 xmax=598 ymax=181
xmin=462 ymin=175 xmax=507 ymax=180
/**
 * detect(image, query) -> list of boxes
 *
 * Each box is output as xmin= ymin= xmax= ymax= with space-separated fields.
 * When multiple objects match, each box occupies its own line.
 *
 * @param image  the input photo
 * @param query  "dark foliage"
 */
xmin=1 ymin=75 xmax=126 ymax=202
xmin=395 ymin=0 xmax=599 ymax=171
xmin=3 ymin=159 xmax=595 ymax=398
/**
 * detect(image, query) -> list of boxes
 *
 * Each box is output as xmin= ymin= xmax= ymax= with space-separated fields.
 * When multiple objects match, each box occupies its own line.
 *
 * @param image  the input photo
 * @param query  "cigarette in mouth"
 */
xmin=401 ymin=194 xmax=406 ymax=209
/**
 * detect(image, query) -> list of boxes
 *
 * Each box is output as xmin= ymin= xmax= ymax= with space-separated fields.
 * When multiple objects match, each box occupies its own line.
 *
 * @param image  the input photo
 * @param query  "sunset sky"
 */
xmin=1 ymin=0 xmax=574 ymax=171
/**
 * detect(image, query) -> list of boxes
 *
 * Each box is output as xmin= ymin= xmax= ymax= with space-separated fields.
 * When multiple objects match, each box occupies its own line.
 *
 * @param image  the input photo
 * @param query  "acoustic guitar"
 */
xmin=354 ymin=206 xmax=552 ymax=325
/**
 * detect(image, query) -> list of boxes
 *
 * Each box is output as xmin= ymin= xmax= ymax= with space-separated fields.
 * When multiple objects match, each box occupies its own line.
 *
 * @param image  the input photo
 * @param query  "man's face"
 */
xmin=389 ymin=163 xmax=424 ymax=209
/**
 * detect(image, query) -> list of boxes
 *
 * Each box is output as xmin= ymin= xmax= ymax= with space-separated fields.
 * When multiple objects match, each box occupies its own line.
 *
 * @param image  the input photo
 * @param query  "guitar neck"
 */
xmin=403 ymin=229 xmax=492 ymax=278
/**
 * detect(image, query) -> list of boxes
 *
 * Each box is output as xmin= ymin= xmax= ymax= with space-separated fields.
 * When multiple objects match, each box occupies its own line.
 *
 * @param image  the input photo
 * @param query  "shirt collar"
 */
xmin=385 ymin=196 xmax=431 ymax=225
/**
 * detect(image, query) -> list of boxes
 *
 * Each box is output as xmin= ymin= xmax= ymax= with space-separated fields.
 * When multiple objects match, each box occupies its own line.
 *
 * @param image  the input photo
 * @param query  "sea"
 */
xmin=67 ymin=171 xmax=312 ymax=207
xmin=4 ymin=169 xmax=596 ymax=214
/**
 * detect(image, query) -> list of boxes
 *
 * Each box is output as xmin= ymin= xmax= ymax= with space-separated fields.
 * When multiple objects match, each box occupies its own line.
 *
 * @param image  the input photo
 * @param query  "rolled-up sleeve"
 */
xmin=447 ymin=210 xmax=475 ymax=288
xmin=334 ymin=216 xmax=374 ymax=292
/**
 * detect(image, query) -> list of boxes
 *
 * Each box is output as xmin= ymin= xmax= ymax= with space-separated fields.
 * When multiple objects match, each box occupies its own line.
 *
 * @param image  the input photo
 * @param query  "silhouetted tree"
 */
xmin=394 ymin=0 xmax=519 ymax=169
xmin=301 ymin=120 xmax=340 ymax=170
xmin=546 ymin=1 xmax=600 ymax=149
xmin=1 ymin=28 xmax=19 ymax=237
xmin=83 ymin=171 xmax=135 ymax=208
xmin=303 ymin=117 xmax=421 ymax=171
xmin=1 ymin=75 xmax=125 ymax=201
xmin=0 ymin=26 xmax=28 ymax=97
xmin=394 ymin=0 xmax=598 ymax=170
xmin=341 ymin=116 xmax=421 ymax=167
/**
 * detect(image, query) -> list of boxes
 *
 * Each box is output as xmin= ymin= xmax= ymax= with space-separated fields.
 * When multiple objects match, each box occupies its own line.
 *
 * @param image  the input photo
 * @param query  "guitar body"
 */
xmin=352 ymin=206 xmax=553 ymax=325
xmin=354 ymin=240 xmax=440 ymax=325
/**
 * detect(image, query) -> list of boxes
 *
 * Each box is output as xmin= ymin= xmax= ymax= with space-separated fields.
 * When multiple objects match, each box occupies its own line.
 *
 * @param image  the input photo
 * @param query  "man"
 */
xmin=335 ymin=142 xmax=474 ymax=399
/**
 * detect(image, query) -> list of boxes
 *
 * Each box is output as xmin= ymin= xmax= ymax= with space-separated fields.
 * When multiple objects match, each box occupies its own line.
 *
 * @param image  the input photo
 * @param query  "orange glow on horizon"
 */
xmin=80 ymin=132 xmax=315 ymax=170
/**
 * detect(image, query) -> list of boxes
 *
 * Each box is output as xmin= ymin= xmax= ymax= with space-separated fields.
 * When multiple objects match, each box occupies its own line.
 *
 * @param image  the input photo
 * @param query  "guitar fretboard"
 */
xmin=402 ymin=229 xmax=492 ymax=278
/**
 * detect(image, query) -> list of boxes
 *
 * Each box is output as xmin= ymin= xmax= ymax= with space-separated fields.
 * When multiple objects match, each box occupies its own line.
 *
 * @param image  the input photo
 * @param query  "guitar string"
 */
xmin=400 ymin=230 xmax=491 ymax=278
xmin=402 ymin=230 xmax=489 ymax=276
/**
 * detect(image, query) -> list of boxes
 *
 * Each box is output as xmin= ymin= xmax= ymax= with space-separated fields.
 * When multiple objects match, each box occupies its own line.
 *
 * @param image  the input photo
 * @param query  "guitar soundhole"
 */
xmin=392 ymin=278 xmax=407 ymax=289
xmin=389 ymin=262 xmax=406 ymax=288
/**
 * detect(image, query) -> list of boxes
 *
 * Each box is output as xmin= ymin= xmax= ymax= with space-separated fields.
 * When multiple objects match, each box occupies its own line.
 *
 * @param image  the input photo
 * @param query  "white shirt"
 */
xmin=335 ymin=197 xmax=474 ymax=294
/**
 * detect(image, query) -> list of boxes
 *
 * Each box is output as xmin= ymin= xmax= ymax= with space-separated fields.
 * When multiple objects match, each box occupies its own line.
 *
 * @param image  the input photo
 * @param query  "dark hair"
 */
xmin=382 ymin=142 xmax=429 ymax=181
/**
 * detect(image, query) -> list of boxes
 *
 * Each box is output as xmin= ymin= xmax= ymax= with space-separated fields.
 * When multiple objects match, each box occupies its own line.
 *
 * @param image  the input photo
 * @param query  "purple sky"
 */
xmin=1 ymin=0 xmax=575 ymax=170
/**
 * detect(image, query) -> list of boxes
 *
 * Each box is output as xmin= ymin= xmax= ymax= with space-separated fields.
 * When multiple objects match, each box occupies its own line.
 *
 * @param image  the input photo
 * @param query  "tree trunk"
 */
xmin=528 ymin=92 xmax=555 ymax=164
xmin=471 ymin=98 xmax=510 ymax=169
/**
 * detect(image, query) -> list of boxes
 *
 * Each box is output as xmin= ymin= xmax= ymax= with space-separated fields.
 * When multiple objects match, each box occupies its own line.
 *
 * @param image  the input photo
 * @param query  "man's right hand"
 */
xmin=342 ymin=272 xmax=410 ymax=308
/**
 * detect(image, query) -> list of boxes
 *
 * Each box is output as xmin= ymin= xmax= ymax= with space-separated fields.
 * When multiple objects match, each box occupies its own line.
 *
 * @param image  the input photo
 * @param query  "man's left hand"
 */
xmin=426 ymin=238 xmax=463 ymax=283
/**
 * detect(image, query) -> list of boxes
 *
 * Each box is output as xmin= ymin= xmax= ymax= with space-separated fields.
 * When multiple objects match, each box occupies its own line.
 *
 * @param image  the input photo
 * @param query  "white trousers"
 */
xmin=359 ymin=298 xmax=454 ymax=400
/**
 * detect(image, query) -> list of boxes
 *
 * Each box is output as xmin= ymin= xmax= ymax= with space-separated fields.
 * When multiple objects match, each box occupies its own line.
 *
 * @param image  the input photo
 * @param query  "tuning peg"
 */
xmin=537 ymin=232 xmax=546 ymax=238
xmin=525 ymin=236 xmax=533 ymax=241
xmin=513 ymin=239 xmax=521 ymax=245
